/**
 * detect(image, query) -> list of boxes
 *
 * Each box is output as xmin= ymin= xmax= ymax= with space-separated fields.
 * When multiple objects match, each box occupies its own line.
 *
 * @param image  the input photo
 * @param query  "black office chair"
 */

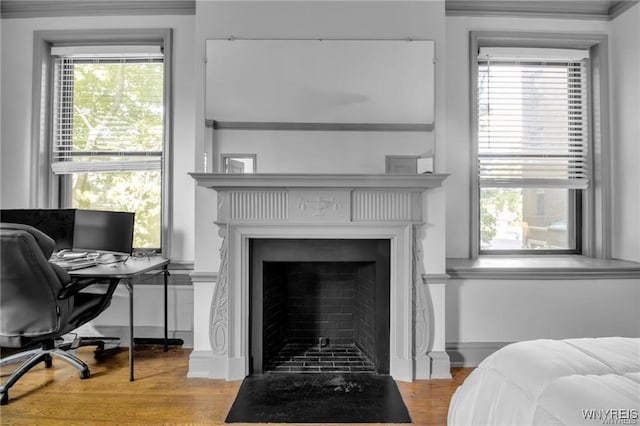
xmin=0 ymin=223 xmax=120 ymax=405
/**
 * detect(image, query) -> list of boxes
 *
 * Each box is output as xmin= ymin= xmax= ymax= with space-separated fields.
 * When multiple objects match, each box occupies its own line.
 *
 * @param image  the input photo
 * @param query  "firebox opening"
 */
xmin=262 ymin=261 xmax=378 ymax=373
xmin=250 ymin=239 xmax=390 ymax=375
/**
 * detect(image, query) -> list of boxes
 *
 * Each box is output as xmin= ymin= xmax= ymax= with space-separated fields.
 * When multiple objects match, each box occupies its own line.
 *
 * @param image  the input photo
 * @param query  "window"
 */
xmin=476 ymin=46 xmax=591 ymax=254
xmin=49 ymin=45 xmax=166 ymax=249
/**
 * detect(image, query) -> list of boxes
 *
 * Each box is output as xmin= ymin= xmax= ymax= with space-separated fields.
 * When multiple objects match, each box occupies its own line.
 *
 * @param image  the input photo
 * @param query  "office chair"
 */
xmin=0 ymin=223 xmax=120 ymax=405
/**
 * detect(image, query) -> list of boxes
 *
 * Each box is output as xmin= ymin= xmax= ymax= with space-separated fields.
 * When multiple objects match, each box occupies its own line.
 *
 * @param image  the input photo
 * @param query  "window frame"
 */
xmin=469 ymin=31 xmax=611 ymax=259
xmin=32 ymin=29 xmax=173 ymax=257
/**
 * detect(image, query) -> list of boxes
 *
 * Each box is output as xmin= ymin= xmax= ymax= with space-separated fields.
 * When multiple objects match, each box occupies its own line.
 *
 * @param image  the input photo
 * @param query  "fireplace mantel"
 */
xmin=190 ymin=172 xmax=448 ymax=190
xmin=188 ymin=172 xmax=451 ymax=382
xmin=191 ymin=173 xmax=448 ymax=226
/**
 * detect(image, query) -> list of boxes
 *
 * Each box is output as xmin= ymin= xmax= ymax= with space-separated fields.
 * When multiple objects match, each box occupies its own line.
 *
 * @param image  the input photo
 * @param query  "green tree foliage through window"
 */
xmin=71 ymin=62 xmax=163 ymax=153
xmin=53 ymin=58 xmax=164 ymax=249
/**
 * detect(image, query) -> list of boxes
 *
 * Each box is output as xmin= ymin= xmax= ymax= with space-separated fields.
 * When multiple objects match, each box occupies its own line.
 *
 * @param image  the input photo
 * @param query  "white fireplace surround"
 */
xmin=189 ymin=173 xmax=450 ymax=382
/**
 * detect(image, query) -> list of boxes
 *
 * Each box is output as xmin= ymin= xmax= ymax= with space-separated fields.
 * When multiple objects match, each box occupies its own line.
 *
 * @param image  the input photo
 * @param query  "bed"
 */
xmin=448 ymin=337 xmax=640 ymax=425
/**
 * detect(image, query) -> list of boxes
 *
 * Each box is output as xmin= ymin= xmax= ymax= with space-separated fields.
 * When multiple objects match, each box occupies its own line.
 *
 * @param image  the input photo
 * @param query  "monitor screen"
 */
xmin=73 ymin=210 xmax=135 ymax=255
xmin=0 ymin=209 xmax=76 ymax=251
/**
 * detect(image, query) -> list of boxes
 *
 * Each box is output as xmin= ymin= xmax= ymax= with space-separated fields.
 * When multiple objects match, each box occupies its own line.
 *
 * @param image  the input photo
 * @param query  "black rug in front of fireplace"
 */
xmin=225 ymin=373 xmax=411 ymax=423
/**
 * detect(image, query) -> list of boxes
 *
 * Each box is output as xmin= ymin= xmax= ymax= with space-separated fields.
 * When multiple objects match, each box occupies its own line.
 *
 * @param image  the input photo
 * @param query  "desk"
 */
xmin=69 ymin=256 xmax=170 ymax=381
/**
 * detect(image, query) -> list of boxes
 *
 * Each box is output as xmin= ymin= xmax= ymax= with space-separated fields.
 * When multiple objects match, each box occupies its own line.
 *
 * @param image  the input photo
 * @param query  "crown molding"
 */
xmin=1 ymin=1 xmax=195 ymax=19
xmin=446 ymin=0 xmax=639 ymax=21
xmin=608 ymin=0 xmax=640 ymax=19
xmin=4 ymin=0 xmax=636 ymax=21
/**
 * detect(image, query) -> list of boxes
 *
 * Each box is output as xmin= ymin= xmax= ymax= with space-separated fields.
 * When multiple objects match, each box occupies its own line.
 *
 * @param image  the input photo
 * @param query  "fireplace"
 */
xmin=189 ymin=173 xmax=450 ymax=381
xmin=251 ymin=239 xmax=390 ymax=374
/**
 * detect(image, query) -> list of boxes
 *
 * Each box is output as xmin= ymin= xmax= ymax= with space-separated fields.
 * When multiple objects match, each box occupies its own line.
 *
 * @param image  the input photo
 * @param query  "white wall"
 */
xmin=447 ymin=278 xmax=640 ymax=343
xmin=193 ymin=0 xmax=448 ymax=275
xmin=211 ymin=131 xmax=433 ymax=174
xmin=444 ymin=13 xmax=639 ymax=348
xmin=85 ymin=282 xmax=194 ymax=341
xmin=189 ymin=1 xmax=450 ymax=358
xmin=444 ymin=15 xmax=610 ymax=259
xmin=205 ymin=37 xmax=436 ymax=174
xmin=2 ymin=2 xmax=638 ymax=353
xmin=610 ymin=5 xmax=640 ymax=263
xmin=0 ymin=14 xmax=196 ymax=263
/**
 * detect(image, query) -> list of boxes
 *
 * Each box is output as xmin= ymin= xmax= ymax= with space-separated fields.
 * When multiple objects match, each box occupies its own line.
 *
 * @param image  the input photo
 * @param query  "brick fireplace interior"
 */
xmin=250 ymin=239 xmax=390 ymax=374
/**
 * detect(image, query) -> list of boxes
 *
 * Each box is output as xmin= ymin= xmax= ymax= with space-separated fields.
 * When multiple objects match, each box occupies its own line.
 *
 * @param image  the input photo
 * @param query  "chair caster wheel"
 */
xmin=80 ymin=369 xmax=90 ymax=379
xmin=0 ymin=392 xmax=8 ymax=405
xmin=44 ymin=354 xmax=53 ymax=368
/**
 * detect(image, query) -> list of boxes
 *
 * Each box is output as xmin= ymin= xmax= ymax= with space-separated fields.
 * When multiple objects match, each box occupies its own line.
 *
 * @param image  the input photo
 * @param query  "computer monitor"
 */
xmin=0 ymin=208 xmax=76 ymax=251
xmin=73 ymin=210 xmax=135 ymax=255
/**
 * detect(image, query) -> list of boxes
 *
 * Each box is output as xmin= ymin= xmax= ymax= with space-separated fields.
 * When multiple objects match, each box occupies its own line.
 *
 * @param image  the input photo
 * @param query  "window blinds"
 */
xmin=477 ymin=48 xmax=590 ymax=189
xmin=50 ymin=49 xmax=164 ymax=175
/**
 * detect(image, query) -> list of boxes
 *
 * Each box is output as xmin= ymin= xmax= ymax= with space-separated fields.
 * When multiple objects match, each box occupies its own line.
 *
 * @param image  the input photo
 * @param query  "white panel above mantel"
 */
xmin=205 ymin=40 xmax=435 ymax=125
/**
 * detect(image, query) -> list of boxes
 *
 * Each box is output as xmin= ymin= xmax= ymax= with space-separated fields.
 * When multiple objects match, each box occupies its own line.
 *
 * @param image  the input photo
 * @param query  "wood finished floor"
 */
xmin=0 ymin=346 xmax=472 ymax=425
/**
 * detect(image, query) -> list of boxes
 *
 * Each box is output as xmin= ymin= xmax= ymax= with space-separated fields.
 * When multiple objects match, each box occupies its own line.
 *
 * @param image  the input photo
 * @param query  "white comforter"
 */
xmin=448 ymin=337 xmax=640 ymax=426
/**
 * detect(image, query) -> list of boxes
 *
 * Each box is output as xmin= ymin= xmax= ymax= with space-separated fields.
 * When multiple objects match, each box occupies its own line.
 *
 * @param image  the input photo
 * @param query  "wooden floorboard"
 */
xmin=0 ymin=346 xmax=472 ymax=425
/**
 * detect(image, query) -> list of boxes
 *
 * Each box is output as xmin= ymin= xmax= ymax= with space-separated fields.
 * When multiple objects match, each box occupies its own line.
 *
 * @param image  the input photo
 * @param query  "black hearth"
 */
xmin=250 ymin=239 xmax=390 ymax=374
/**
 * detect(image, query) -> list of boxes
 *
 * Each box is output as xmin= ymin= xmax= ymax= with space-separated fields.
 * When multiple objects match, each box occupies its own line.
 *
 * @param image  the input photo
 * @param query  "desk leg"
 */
xmin=163 ymin=265 xmax=169 ymax=352
xmin=125 ymin=279 xmax=135 ymax=381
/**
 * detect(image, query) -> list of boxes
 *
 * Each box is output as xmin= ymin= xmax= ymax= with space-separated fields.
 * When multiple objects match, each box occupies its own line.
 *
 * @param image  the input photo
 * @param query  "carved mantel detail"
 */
xmin=296 ymin=196 xmax=342 ymax=216
xmin=413 ymin=226 xmax=432 ymax=356
xmin=210 ymin=226 xmax=228 ymax=355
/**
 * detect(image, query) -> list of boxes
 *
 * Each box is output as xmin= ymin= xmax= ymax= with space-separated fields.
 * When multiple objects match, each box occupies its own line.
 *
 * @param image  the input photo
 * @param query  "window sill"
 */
xmin=446 ymin=255 xmax=640 ymax=280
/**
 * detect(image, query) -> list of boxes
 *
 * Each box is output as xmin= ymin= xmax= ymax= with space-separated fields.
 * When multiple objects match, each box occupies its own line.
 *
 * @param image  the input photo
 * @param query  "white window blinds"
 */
xmin=50 ymin=47 xmax=164 ymax=175
xmin=477 ymin=48 xmax=590 ymax=189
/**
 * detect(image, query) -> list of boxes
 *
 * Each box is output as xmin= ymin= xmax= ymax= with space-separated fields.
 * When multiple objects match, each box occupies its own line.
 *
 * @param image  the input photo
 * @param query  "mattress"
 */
xmin=448 ymin=337 xmax=640 ymax=425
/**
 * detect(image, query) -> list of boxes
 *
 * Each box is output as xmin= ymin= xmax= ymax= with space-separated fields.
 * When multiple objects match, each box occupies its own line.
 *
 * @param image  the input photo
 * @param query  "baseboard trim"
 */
xmin=446 ymin=341 xmax=512 ymax=367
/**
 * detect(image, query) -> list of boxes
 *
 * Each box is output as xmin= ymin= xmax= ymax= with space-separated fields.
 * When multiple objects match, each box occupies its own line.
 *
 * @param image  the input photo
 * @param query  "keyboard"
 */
xmin=50 ymin=257 xmax=98 ymax=271
xmin=51 ymin=250 xmax=100 ymax=270
xmin=50 ymin=250 xmax=127 ymax=270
